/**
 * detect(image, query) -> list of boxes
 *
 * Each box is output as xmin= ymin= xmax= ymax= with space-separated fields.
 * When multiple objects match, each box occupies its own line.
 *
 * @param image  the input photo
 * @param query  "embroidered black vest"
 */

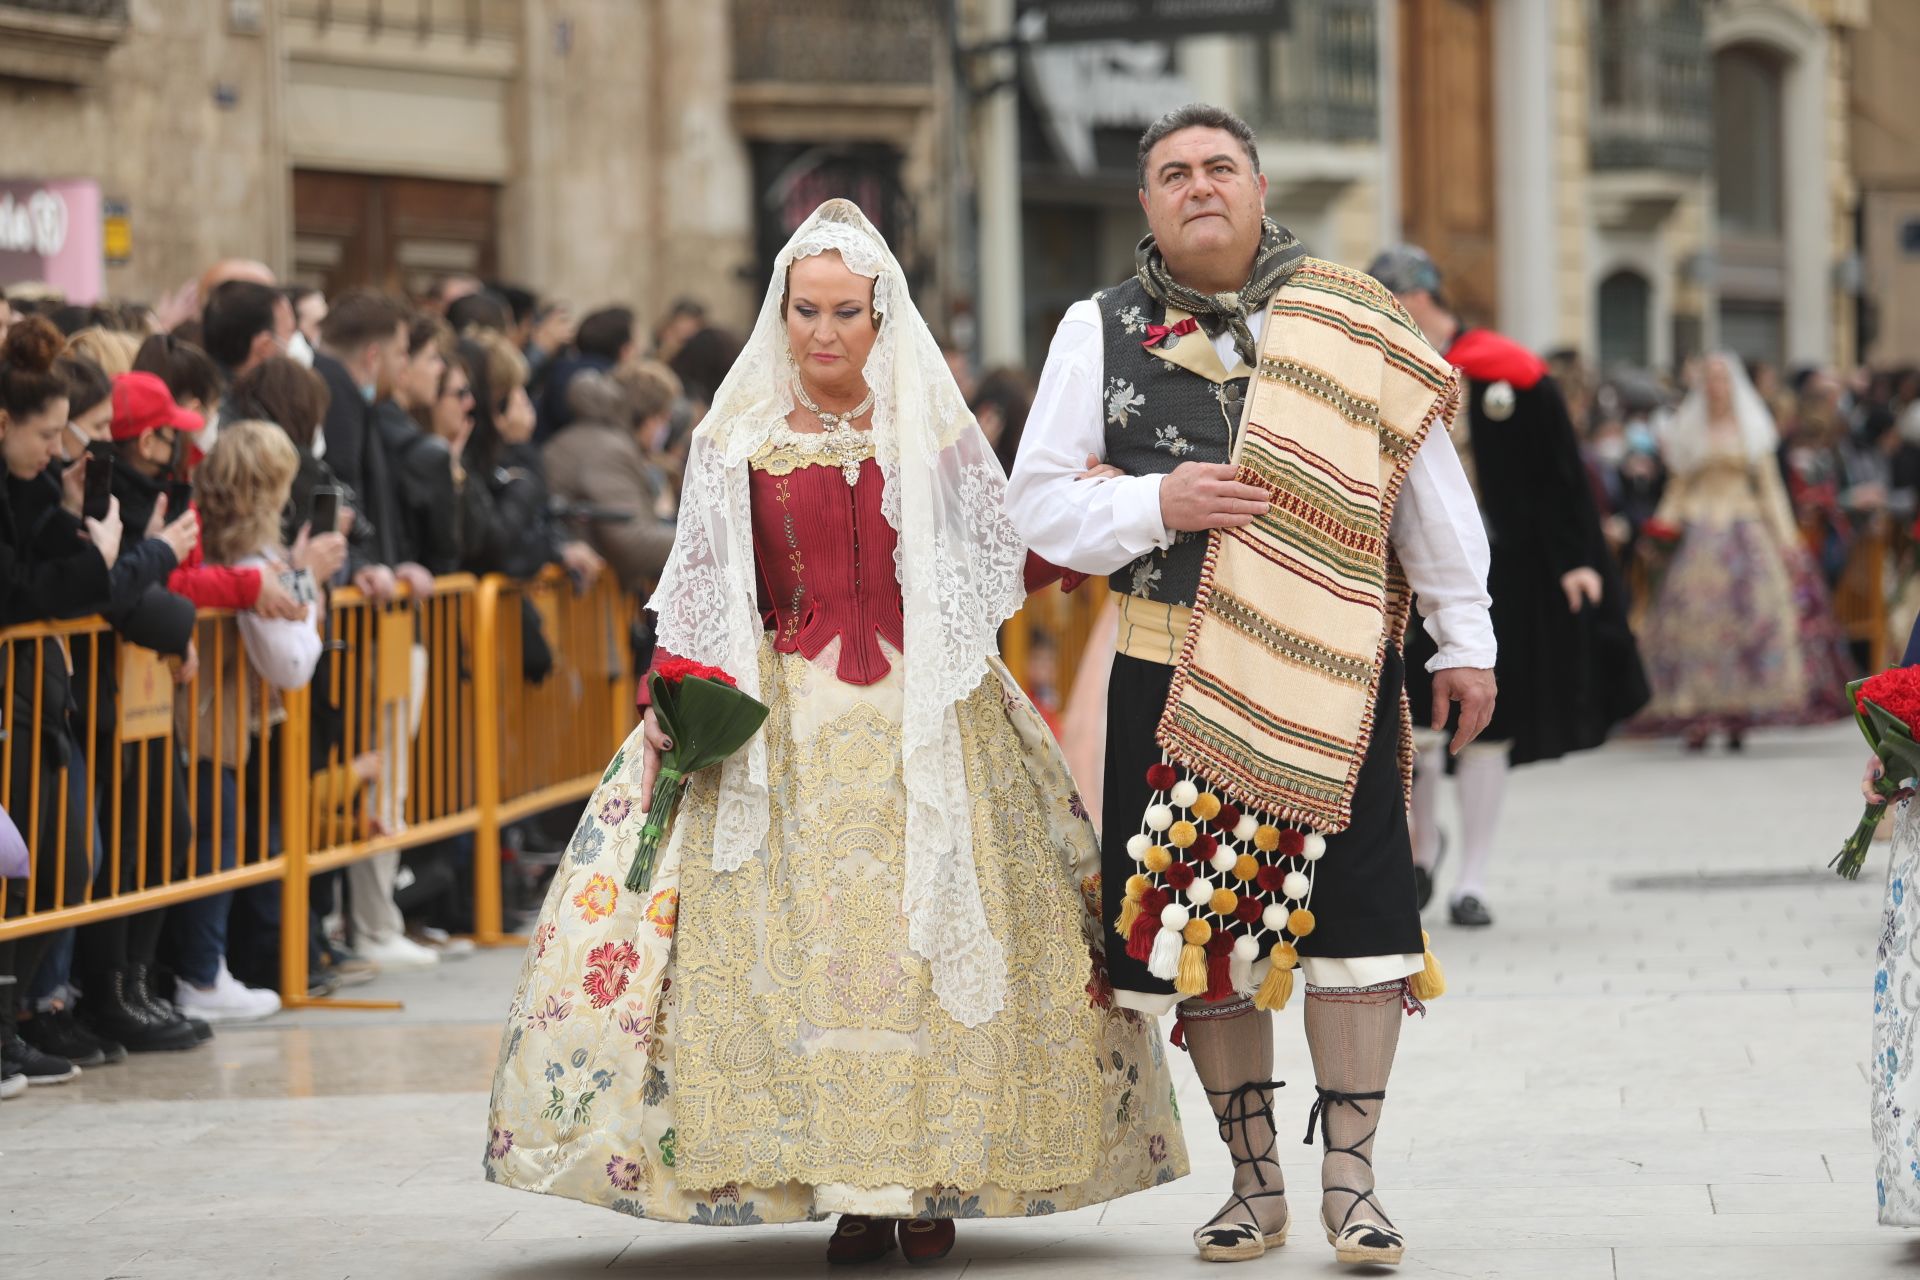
xmin=1095 ymin=278 xmax=1251 ymax=607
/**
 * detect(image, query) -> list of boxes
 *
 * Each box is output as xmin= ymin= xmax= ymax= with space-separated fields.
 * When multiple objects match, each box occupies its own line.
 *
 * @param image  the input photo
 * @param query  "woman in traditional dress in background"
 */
xmin=485 ymin=200 xmax=1185 ymax=1265
xmin=1635 ymin=353 xmax=1848 ymax=748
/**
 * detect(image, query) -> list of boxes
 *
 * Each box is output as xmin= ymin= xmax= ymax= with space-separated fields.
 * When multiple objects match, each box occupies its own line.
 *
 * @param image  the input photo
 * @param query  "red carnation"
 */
xmin=1145 ymin=763 xmax=1178 ymax=792
xmin=1255 ymin=865 xmax=1286 ymax=893
xmin=1212 ymin=804 xmax=1242 ymax=833
xmin=1234 ymin=897 xmax=1263 ymax=925
xmin=1278 ymin=829 xmax=1305 ymax=856
xmin=654 ymin=657 xmax=739 ymax=688
xmin=1164 ymin=862 xmax=1196 ymax=890
xmin=1141 ymin=887 xmax=1170 ymax=914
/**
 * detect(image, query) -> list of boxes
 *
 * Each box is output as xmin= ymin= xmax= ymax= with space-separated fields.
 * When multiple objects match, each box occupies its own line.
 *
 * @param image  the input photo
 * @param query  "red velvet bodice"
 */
xmin=749 ymin=455 xmax=905 ymax=685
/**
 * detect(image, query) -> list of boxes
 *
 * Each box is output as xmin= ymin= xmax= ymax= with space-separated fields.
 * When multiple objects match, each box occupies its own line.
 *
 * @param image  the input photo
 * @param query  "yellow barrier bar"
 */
xmin=471 ymin=575 xmax=505 ymax=946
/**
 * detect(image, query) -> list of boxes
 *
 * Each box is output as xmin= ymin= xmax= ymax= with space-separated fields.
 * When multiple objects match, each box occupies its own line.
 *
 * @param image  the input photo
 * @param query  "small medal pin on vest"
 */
xmin=1483 ymin=380 xmax=1516 ymax=421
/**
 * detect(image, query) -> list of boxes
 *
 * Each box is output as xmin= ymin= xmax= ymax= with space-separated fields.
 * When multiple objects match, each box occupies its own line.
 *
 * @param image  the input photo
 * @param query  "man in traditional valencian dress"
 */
xmin=1366 ymin=245 xmax=1648 ymax=930
xmin=1009 ymin=105 xmax=1496 ymax=1267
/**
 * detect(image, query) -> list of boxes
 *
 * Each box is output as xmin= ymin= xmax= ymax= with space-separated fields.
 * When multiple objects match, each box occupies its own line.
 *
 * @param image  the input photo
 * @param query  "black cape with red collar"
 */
xmin=1405 ymin=328 xmax=1649 ymax=767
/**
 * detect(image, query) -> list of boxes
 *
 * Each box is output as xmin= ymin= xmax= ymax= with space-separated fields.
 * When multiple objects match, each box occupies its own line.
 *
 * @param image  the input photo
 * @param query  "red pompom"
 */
xmin=1234 ymin=897 xmax=1263 ymax=925
xmin=1278 ymin=829 xmax=1306 ymax=857
xmin=1212 ymin=804 xmax=1242 ymax=833
xmin=1255 ymin=865 xmax=1286 ymax=893
xmin=1145 ymin=763 xmax=1178 ymax=792
xmin=1141 ymin=888 xmax=1169 ymax=914
xmin=1165 ymin=862 xmax=1196 ymax=890
xmin=1193 ymin=832 xmax=1219 ymax=859
xmin=1204 ymin=931 xmax=1235 ymax=956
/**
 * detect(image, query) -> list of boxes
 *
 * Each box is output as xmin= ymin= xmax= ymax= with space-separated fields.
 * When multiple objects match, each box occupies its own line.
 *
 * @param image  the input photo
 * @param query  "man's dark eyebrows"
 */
xmin=1201 ymin=153 xmax=1240 ymax=169
xmin=1157 ymin=157 xmax=1193 ymax=180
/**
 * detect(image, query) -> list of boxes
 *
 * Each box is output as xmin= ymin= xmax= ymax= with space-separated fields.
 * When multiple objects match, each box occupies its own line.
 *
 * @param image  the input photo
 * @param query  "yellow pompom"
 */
xmin=1115 ymin=898 xmax=1142 ymax=936
xmin=1270 ymin=941 xmax=1298 ymax=969
xmin=1209 ymin=887 xmax=1239 ymax=916
xmin=1191 ymin=792 xmax=1222 ymax=821
xmin=1144 ymin=845 xmax=1172 ymax=872
xmin=1168 ymin=820 xmax=1198 ymax=849
xmin=1182 ymin=917 xmax=1212 ymax=946
xmin=1253 ymin=824 xmax=1281 ymax=852
xmin=1175 ymin=942 xmax=1208 ymax=995
xmin=1410 ymin=930 xmax=1447 ymax=1002
xmin=1287 ymin=908 xmax=1316 ymax=938
xmin=1125 ymin=874 xmax=1150 ymax=901
xmin=1232 ymin=854 xmax=1260 ymax=882
xmin=1252 ymin=958 xmax=1294 ymax=1011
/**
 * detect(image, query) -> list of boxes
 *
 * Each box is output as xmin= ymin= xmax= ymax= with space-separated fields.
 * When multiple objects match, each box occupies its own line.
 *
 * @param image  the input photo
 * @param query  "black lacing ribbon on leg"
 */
xmin=1304 ymin=1086 xmax=1399 ymax=1240
xmin=1196 ymin=1079 xmax=1288 ymax=1246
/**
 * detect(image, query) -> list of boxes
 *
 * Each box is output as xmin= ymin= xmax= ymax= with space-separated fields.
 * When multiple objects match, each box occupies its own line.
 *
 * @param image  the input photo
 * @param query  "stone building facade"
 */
xmin=0 ymin=0 xmax=959 ymax=333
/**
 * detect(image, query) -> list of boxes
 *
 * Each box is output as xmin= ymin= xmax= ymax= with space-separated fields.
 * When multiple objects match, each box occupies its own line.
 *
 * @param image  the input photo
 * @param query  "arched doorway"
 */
xmin=1597 ymin=268 xmax=1652 ymax=371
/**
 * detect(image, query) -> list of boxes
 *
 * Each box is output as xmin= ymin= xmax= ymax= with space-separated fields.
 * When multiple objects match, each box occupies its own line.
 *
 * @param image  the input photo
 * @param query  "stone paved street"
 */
xmin=2 ymin=721 xmax=1910 ymax=1278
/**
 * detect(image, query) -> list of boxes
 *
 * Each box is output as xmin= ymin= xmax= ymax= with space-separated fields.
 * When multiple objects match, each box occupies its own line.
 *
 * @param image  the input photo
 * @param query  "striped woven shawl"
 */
xmin=1156 ymin=259 xmax=1461 ymax=834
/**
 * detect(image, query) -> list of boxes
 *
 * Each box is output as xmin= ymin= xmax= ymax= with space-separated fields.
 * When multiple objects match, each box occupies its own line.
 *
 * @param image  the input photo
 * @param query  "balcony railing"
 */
xmin=1590 ymin=0 xmax=1711 ymax=172
xmin=1252 ymin=0 xmax=1379 ymax=145
xmin=733 ymin=0 xmax=937 ymax=86
xmin=0 ymin=0 xmax=126 ymax=15
xmin=286 ymin=0 xmax=518 ymax=42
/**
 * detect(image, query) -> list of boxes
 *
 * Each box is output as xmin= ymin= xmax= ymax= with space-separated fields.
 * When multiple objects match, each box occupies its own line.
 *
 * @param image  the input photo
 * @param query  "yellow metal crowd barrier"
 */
xmin=0 ymin=569 xmax=634 ymax=1009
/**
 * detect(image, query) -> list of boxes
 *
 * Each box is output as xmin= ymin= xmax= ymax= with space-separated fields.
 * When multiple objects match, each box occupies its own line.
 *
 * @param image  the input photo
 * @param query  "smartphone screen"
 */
xmin=165 ymin=479 xmax=194 ymax=518
xmin=309 ymin=485 xmax=341 ymax=536
xmin=82 ymin=452 xmax=113 ymax=522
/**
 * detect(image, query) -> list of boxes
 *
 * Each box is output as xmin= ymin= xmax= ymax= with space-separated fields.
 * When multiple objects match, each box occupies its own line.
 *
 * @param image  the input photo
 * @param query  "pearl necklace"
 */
xmin=792 ymin=374 xmax=875 ymax=486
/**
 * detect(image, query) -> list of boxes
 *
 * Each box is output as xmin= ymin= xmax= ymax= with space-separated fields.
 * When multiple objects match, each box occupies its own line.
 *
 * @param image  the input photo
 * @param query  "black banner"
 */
xmin=1022 ymin=0 xmax=1291 ymax=42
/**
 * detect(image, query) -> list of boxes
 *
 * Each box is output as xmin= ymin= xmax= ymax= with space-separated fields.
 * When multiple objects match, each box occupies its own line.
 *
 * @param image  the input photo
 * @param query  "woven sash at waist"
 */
xmin=1115 ymin=595 xmax=1192 ymax=666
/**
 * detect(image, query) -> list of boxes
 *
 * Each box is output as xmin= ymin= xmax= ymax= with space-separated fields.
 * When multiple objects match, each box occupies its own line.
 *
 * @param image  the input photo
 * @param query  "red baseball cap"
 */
xmin=110 ymin=372 xmax=205 ymax=442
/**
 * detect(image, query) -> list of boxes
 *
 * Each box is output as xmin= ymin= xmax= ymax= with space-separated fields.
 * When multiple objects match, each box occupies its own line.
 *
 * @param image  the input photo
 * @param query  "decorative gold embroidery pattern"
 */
xmin=752 ymin=423 xmax=878 ymax=477
xmin=670 ymin=653 xmax=1110 ymax=1193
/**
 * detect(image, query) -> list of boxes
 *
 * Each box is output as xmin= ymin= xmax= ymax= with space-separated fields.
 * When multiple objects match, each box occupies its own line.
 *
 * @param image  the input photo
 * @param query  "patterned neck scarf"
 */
xmin=1135 ymin=217 xmax=1308 ymax=368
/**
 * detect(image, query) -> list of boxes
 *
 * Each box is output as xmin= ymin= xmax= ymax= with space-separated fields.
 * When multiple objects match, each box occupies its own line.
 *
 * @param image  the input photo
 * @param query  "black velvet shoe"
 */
xmin=1448 ymin=894 xmax=1493 ymax=928
xmin=19 ymin=1006 xmax=120 ymax=1067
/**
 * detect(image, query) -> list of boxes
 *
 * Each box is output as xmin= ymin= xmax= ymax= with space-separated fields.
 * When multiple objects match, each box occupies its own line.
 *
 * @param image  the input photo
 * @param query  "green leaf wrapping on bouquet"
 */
xmin=624 ymin=673 xmax=770 ymax=893
xmin=1833 ymin=678 xmax=1920 ymax=880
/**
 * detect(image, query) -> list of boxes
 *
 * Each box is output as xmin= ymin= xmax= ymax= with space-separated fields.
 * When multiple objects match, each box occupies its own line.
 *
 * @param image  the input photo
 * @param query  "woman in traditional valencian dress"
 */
xmin=484 ymin=200 xmax=1185 ymax=1264
xmin=1635 ymin=353 xmax=1849 ymax=748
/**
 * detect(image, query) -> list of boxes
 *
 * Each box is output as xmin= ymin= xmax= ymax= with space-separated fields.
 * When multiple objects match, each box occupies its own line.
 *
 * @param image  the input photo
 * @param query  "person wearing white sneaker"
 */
xmin=0 ymin=1070 xmax=26 ymax=1099
xmin=355 ymin=930 xmax=439 ymax=970
xmin=174 ymin=962 xmax=281 ymax=1024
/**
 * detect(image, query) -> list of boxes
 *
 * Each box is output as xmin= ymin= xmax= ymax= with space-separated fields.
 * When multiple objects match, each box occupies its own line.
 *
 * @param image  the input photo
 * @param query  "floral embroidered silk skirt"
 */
xmin=1875 ymin=801 xmax=1920 ymax=1226
xmin=484 ymin=637 xmax=1188 ymax=1225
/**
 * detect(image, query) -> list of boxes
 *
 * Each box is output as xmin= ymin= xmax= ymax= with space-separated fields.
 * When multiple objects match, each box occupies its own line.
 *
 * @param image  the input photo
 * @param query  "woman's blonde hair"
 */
xmin=198 ymin=419 xmax=299 ymax=565
xmin=64 ymin=327 xmax=140 ymax=377
xmin=468 ymin=328 xmax=529 ymax=401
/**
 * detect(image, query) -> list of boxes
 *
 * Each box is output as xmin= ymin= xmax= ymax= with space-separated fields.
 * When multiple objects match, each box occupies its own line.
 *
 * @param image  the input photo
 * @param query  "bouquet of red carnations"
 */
xmin=1833 ymin=669 xmax=1920 ymax=879
xmin=623 ymin=658 xmax=769 ymax=893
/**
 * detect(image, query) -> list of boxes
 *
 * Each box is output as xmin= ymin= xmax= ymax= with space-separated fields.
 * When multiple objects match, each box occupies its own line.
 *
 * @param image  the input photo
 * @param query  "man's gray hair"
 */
xmin=1136 ymin=104 xmax=1261 ymax=190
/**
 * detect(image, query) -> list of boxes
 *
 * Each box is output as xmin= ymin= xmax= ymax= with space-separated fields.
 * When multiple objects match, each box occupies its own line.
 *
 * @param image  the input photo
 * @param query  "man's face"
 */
xmin=400 ymin=342 xmax=446 ymax=412
xmin=374 ymin=323 xmax=409 ymax=398
xmin=1137 ymin=127 xmax=1268 ymax=268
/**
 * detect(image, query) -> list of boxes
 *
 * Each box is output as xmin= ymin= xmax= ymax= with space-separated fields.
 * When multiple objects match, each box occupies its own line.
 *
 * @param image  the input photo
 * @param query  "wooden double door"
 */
xmin=292 ymin=171 xmax=499 ymax=299
xmin=1397 ymin=0 xmax=1497 ymax=328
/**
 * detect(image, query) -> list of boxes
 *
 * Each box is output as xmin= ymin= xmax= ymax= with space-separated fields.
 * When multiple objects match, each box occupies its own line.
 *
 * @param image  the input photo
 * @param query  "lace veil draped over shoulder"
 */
xmin=648 ymin=199 xmax=1029 ymax=1027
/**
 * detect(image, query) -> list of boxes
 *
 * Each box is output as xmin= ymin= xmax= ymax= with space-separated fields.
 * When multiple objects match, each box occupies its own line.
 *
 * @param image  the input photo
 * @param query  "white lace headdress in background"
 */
xmin=648 ymin=199 xmax=1028 ymax=1027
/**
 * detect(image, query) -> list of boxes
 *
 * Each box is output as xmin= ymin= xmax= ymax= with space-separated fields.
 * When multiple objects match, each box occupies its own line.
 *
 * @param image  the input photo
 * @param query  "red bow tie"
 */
xmin=1141 ymin=316 xmax=1199 ymax=349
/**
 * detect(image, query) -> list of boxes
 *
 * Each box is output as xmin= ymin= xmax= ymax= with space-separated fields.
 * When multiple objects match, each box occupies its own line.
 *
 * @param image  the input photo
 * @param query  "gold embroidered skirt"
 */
xmin=484 ymin=637 xmax=1188 ymax=1225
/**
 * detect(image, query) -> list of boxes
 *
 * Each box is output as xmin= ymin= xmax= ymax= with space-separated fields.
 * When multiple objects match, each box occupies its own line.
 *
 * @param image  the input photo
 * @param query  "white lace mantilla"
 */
xmin=649 ymin=200 xmax=1027 ymax=1026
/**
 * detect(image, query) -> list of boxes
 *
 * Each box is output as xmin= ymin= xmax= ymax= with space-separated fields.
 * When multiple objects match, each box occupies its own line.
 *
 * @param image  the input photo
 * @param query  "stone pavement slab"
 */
xmin=0 ymin=722 xmax=1910 ymax=1277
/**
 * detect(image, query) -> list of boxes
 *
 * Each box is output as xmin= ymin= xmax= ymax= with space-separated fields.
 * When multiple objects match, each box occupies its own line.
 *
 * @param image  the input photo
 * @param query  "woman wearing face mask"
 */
xmin=484 ymin=202 xmax=1182 ymax=1262
xmin=0 ymin=316 xmax=125 ymax=1091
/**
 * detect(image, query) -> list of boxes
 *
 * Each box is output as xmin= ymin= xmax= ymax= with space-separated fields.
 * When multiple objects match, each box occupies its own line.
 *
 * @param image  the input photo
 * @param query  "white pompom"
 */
xmin=1209 ymin=848 xmax=1238 ymax=874
xmin=1126 ymin=833 xmax=1150 ymax=861
xmin=1170 ymin=779 xmax=1200 ymax=808
xmin=1145 ymin=804 xmax=1174 ymax=832
xmin=1147 ymin=927 xmax=1183 ymax=980
xmin=1234 ymin=815 xmax=1259 ymax=842
xmin=1160 ymin=902 xmax=1190 ymax=931
xmin=1232 ymin=934 xmax=1260 ymax=961
xmin=1185 ymin=877 xmax=1214 ymax=907
xmin=1262 ymin=903 xmax=1288 ymax=932
xmin=1282 ymin=871 xmax=1311 ymax=901
xmin=1301 ymin=833 xmax=1328 ymax=861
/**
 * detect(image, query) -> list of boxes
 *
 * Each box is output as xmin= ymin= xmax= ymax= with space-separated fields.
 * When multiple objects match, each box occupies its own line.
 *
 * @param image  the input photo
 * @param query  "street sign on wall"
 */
xmin=1021 ymin=0 xmax=1291 ymax=42
xmin=0 ymin=178 xmax=102 ymax=303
